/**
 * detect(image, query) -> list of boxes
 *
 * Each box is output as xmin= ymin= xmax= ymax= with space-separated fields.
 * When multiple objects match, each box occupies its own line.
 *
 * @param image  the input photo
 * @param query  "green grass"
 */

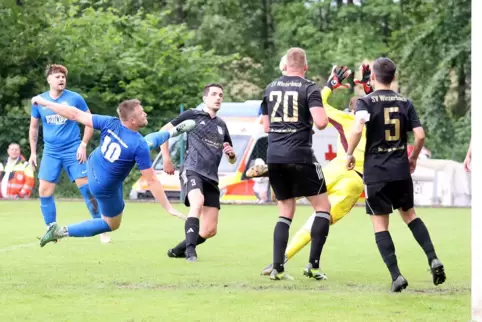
xmin=0 ymin=201 xmax=470 ymax=321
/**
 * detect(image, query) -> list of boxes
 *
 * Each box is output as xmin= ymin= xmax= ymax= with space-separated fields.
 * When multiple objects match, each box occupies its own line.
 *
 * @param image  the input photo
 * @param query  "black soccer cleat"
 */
xmin=430 ymin=259 xmax=446 ymax=286
xmin=391 ymin=275 xmax=408 ymax=293
xmin=186 ymin=248 xmax=198 ymax=262
xmin=167 ymin=248 xmax=186 ymax=259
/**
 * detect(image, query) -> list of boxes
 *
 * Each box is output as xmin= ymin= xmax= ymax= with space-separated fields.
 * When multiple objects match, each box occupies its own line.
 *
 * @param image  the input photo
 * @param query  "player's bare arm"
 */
xmin=223 ymin=142 xmax=236 ymax=164
xmin=160 ymin=122 xmax=175 ymax=175
xmin=31 ymin=96 xmax=93 ymax=128
xmin=409 ymin=127 xmax=425 ymax=160
xmin=308 ymin=82 xmax=331 ymax=130
xmin=310 ymin=107 xmax=329 ymax=130
xmin=77 ymin=108 xmax=95 ymax=163
xmin=346 ymin=117 xmax=365 ymax=170
xmin=28 ymin=116 xmax=40 ymax=170
xmin=262 ymin=115 xmax=270 ymax=133
xmin=408 ymin=126 xmax=425 ymax=173
xmin=140 ymin=167 xmax=186 ymax=221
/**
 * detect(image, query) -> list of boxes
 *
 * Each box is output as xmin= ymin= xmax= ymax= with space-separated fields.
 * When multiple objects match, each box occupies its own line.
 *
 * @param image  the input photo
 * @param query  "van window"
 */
xmin=219 ymin=134 xmax=251 ymax=173
xmin=242 ymin=136 xmax=268 ymax=179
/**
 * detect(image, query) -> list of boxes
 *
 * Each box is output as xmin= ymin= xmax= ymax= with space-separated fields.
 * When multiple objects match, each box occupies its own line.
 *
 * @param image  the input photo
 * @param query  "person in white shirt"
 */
xmin=252 ymin=158 xmax=270 ymax=203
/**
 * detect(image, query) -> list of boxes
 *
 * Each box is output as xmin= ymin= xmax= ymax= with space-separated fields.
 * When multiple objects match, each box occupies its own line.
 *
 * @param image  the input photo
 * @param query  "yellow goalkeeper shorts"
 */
xmin=324 ymin=162 xmax=364 ymax=224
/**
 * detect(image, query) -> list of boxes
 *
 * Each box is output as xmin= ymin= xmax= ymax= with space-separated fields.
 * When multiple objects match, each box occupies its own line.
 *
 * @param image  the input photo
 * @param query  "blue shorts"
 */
xmin=38 ymin=146 xmax=87 ymax=183
xmin=87 ymin=160 xmax=125 ymax=218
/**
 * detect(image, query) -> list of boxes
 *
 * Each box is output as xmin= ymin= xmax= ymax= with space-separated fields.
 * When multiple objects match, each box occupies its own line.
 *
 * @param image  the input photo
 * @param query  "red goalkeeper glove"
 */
xmin=326 ymin=65 xmax=351 ymax=90
xmin=354 ymin=64 xmax=373 ymax=94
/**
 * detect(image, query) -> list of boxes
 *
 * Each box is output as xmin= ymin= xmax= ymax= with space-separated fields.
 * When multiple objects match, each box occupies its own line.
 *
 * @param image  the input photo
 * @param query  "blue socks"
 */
xmin=78 ymin=184 xmax=101 ymax=219
xmin=67 ymin=218 xmax=112 ymax=237
xmin=40 ymin=196 xmax=56 ymax=226
xmin=144 ymin=131 xmax=171 ymax=151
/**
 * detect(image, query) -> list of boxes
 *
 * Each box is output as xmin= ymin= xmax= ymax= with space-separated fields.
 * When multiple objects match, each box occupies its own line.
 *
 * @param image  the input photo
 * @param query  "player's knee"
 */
xmin=39 ymin=180 xmax=55 ymax=197
xmin=102 ymin=214 xmax=122 ymax=231
xmin=202 ymin=226 xmax=217 ymax=238
xmin=107 ymin=223 xmax=120 ymax=231
xmin=75 ymin=177 xmax=88 ymax=187
xmin=371 ymin=215 xmax=389 ymax=232
xmin=308 ymin=195 xmax=331 ymax=213
xmin=188 ymin=191 xmax=204 ymax=214
xmin=399 ymin=208 xmax=417 ymax=224
xmin=277 ymin=199 xmax=296 ymax=219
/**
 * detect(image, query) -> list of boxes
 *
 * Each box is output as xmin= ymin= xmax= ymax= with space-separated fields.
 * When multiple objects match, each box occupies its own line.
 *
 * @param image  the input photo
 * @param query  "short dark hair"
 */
xmin=8 ymin=142 xmax=20 ymax=149
xmin=203 ymin=83 xmax=224 ymax=97
xmin=372 ymin=57 xmax=396 ymax=85
xmin=117 ymin=99 xmax=141 ymax=121
xmin=45 ymin=64 xmax=68 ymax=78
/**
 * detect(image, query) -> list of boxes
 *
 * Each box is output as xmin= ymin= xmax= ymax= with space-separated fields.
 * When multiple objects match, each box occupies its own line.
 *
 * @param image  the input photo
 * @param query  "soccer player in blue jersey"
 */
xmin=31 ymin=96 xmax=193 ymax=247
xmin=28 ymin=64 xmax=112 ymax=243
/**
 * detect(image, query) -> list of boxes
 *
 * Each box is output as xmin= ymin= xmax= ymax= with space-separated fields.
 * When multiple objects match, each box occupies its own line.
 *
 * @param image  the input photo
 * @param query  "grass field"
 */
xmin=0 ymin=200 xmax=471 ymax=321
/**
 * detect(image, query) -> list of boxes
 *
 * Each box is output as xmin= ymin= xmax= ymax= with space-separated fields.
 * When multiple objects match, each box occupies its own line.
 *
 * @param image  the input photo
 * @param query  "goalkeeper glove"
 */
xmin=354 ymin=64 xmax=373 ymax=94
xmin=326 ymin=65 xmax=351 ymax=90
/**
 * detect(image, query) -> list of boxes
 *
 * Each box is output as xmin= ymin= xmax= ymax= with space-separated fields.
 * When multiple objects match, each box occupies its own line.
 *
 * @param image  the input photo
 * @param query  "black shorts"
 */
xmin=365 ymin=178 xmax=414 ymax=215
xmin=180 ymin=170 xmax=221 ymax=209
xmin=267 ymin=163 xmax=327 ymax=201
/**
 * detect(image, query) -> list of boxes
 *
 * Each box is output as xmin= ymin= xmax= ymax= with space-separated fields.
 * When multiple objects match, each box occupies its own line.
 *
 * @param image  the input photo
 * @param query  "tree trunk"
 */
xmin=177 ymin=0 xmax=185 ymax=24
xmin=261 ymin=0 xmax=273 ymax=53
xmin=454 ymin=58 xmax=468 ymax=118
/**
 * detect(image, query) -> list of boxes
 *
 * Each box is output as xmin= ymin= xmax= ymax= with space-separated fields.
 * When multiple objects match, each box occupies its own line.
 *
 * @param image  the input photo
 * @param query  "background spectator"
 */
xmin=0 ymin=143 xmax=35 ymax=199
xmin=252 ymin=158 xmax=270 ymax=204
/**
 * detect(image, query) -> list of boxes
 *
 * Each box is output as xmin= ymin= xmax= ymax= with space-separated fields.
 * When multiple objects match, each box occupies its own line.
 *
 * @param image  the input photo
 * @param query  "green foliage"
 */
xmin=0 ymin=0 xmax=471 ymax=197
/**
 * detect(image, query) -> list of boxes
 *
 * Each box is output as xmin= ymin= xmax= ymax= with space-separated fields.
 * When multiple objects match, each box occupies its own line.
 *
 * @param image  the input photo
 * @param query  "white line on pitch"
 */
xmin=0 ymin=242 xmax=38 ymax=253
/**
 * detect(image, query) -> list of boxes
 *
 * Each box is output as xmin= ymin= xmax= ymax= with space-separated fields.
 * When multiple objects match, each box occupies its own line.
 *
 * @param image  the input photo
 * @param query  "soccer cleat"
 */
xmin=269 ymin=269 xmax=294 ymax=281
xmin=170 ymin=120 xmax=196 ymax=138
xmin=167 ymin=248 xmax=186 ymax=258
xmin=261 ymin=263 xmax=274 ymax=276
xmin=261 ymin=254 xmax=288 ymax=276
xmin=186 ymin=248 xmax=198 ymax=262
xmin=100 ymin=233 xmax=111 ymax=244
xmin=391 ymin=275 xmax=408 ymax=292
xmin=430 ymin=259 xmax=446 ymax=286
xmin=246 ymin=164 xmax=268 ymax=178
xmin=303 ymin=263 xmax=328 ymax=280
xmin=39 ymin=223 xmax=66 ymax=247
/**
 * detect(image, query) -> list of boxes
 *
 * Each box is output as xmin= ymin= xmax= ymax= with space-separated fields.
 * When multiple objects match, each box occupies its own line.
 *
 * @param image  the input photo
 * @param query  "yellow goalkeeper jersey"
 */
xmin=321 ymin=87 xmax=366 ymax=174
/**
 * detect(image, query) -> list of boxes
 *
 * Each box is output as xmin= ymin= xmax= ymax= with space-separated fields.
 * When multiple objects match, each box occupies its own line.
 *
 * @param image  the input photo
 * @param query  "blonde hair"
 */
xmin=286 ymin=48 xmax=307 ymax=70
xmin=279 ymin=54 xmax=287 ymax=75
xmin=117 ymin=99 xmax=141 ymax=121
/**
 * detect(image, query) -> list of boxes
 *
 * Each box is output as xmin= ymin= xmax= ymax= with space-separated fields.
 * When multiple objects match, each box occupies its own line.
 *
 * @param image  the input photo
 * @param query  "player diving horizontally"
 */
xmin=254 ymin=57 xmax=372 ymax=278
xmin=35 ymin=96 xmax=194 ymax=247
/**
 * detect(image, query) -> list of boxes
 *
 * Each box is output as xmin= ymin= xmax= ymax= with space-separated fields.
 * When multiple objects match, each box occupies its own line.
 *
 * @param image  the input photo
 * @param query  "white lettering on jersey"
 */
xmin=45 ymin=114 xmax=68 ymax=125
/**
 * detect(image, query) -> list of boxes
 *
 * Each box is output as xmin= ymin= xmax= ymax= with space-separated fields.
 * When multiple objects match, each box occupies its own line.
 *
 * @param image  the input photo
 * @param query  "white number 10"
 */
xmin=101 ymin=136 xmax=122 ymax=163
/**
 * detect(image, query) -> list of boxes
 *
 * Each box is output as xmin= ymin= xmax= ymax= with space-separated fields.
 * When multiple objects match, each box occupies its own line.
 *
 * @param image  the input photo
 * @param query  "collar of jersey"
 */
xmin=46 ymin=90 xmax=66 ymax=101
xmin=201 ymin=107 xmax=218 ymax=119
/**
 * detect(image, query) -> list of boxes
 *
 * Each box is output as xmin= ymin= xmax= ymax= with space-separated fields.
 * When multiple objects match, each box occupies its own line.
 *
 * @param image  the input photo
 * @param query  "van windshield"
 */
xmin=153 ymin=134 xmax=251 ymax=173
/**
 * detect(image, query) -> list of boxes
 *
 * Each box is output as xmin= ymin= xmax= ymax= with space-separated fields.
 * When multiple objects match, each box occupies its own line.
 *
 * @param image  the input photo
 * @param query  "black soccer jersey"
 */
xmin=261 ymin=75 xmax=323 ymax=164
xmin=170 ymin=109 xmax=232 ymax=183
xmin=356 ymin=89 xmax=422 ymax=184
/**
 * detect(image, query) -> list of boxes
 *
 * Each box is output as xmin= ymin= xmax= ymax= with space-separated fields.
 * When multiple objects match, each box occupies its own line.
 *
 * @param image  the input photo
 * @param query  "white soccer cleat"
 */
xmin=100 ymin=233 xmax=111 ymax=244
xmin=170 ymin=120 xmax=196 ymax=138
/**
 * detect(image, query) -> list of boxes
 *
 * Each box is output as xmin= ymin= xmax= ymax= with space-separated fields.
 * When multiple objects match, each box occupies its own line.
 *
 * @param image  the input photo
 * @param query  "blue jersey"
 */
xmin=31 ymin=89 xmax=88 ymax=152
xmin=89 ymin=115 xmax=152 ymax=188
